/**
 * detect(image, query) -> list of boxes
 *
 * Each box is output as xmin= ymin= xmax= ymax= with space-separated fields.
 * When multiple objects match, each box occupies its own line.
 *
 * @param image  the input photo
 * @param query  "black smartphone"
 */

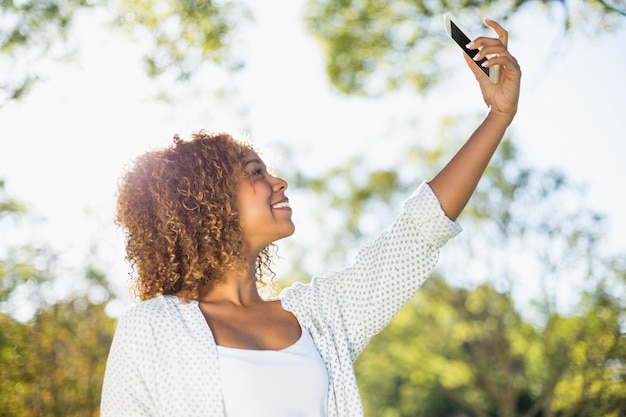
xmin=444 ymin=12 xmax=500 ymax=83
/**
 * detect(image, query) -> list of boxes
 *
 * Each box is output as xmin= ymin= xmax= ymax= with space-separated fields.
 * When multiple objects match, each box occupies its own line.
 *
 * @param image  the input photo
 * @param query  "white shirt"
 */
xmin=217 ymin=329 xmax=328 ymax=417
xmin=101 ymin=181 xmax=461 ymax=417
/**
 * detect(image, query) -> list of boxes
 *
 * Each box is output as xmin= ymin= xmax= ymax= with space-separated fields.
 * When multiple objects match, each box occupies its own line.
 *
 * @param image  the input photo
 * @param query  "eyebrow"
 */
xmin=243 ymin=158 xmax=263 ymax=167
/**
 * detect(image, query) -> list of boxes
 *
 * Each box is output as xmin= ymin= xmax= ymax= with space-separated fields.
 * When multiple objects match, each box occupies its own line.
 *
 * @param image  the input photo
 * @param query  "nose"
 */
xmin=272 ymin=175 xmax=288 ymax=192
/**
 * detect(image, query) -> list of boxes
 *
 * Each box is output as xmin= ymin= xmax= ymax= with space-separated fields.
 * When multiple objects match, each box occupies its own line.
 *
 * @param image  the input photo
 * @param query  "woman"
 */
xmin=101 ymin=18 xmax=520 ymax=417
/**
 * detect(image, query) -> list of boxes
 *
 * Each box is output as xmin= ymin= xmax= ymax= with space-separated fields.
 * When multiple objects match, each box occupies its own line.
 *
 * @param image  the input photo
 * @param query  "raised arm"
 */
xmin=428 ymin=18 xmax=521 ymax=220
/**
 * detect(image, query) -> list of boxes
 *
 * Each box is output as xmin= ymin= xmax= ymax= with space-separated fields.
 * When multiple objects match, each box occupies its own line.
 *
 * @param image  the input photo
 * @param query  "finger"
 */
xmin=462 ymin=52 xmax=488 ymax=82
xmin=483 ymin=18 xmax=508 ymax=48
xmin=471 ymin=42 xmax=510 ymax=62
xmin=466 ymin=36 xmax=507 ymax=58
xmin=482 ymin=54 xmax=521 ymax=77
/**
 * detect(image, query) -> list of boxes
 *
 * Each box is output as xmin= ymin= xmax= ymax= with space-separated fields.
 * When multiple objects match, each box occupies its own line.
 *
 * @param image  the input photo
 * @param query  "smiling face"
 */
xmin=236 ymin=149 xmax=294 ymax=255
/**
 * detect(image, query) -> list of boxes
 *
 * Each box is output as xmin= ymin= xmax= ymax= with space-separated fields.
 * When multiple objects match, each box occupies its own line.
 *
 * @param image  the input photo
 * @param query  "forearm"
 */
xmin=428 ymin=110 xmax=513 ymax=220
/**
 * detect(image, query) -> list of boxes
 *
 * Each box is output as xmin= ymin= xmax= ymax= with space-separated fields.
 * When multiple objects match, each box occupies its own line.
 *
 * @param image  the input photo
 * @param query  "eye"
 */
xmin=243 ymin=158 xmax=266 ymax=177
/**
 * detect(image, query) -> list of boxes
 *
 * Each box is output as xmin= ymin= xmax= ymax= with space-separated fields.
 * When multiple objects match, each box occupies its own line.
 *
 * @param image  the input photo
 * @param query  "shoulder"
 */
xmin=115 ymin=296 xmax=192 ymax=336
xmin=119 ymin=296 xmax=170 ymax=322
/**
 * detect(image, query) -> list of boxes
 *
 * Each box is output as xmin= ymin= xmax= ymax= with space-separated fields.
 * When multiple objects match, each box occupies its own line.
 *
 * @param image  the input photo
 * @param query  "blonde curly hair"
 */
xmin=116 ymin=131 xmax=274 ymax=301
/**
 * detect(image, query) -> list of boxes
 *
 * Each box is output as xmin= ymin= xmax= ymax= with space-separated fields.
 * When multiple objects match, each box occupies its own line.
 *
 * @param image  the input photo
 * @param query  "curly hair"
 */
xmin=116 ymin=130 xmax=275 ymax=301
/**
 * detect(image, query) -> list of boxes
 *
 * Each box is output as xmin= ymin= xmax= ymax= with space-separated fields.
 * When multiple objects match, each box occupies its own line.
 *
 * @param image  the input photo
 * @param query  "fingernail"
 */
xmin=466 ymin=41 xmax=476 ymax=49
xmin=473 ymin=54 xmax=481 ymax=61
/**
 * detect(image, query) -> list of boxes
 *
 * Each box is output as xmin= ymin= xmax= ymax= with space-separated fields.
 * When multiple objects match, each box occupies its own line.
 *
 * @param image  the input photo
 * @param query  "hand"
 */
xmin=465 ymin=18 xmax=521 ymax=122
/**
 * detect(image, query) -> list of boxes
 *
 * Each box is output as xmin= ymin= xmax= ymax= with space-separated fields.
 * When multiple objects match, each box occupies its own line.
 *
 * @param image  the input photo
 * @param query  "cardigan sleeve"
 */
xmin=280 ymin=181 xmax=461 ymax=361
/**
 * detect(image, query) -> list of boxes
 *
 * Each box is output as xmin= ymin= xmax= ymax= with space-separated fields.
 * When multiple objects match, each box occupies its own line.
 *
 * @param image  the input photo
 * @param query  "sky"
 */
xmin=0 ymin=0 xmax=624 ymax=318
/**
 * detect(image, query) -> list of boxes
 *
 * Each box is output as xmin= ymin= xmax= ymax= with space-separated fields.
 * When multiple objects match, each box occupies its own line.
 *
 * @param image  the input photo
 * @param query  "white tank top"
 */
xmin=217 ymin=329 xmax=329 ymax=417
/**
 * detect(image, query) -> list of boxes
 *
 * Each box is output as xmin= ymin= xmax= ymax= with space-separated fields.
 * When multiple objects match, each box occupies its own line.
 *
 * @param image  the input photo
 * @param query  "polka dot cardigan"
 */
xmin=101 ymin=181 xmax=461 ymax=417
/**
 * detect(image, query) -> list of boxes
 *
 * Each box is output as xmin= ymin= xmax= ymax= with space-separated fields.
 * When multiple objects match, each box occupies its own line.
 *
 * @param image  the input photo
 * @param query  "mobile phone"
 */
xmin=443 ymin=12 xmax=500 ymax=84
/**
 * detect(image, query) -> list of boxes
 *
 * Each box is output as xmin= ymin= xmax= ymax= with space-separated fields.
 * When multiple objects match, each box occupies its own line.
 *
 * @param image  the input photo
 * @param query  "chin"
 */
xmin=277 ymin=225 xmax=296 ymax=241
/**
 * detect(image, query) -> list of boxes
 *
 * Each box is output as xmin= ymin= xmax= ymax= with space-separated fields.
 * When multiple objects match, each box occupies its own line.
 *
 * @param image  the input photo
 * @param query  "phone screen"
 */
xmin=449 ymin=20 xmax=491 ymax=78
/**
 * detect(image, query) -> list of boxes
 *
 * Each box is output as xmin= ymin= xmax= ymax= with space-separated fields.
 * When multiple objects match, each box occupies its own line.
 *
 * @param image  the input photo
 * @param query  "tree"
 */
xmin=355 ymin=276 xmax=626 ymax=417
xmin=0 ymin=0 xmax=251 ymax=105
xmin=0 ymin=298 xmax=116 ymax=417
xmin=303 ymin=0 xmax=626 ymax=95
xmin=0 ymin=179 xmax=50 ymax=316
xmin=2 ymin=0 xmax=625 ymax=104
xmin=0 ymin=181 xmax=117 ymax=416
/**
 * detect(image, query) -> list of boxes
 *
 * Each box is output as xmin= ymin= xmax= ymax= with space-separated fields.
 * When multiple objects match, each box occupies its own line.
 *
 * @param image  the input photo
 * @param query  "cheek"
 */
xmin=236 ymin=194 xmax=267 ymax=227
xmin=236 ymin=182 xmax=272 ymax=218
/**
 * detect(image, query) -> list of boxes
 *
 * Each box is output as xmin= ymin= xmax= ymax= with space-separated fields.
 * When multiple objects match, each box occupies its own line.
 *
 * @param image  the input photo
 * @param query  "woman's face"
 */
xmin=236 ymin=149 xmax=294 ymax=253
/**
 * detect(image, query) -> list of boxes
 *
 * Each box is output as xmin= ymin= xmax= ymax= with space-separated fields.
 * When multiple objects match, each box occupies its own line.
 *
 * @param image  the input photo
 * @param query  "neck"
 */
xmin=198 ymin=262 xmax=262 ymax=306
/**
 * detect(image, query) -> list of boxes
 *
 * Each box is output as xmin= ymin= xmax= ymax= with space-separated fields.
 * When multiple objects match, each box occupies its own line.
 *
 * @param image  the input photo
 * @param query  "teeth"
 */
xmin=272 ymin=202 xmax=290 ymax=209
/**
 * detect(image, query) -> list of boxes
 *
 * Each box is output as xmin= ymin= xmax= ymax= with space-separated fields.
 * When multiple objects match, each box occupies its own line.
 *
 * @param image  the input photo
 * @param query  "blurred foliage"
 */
xmin=0 ymin=180 xmax=26 ymax=217
xmin=112 ymin=0 xmax=251 ymax=79
xmin=303 ymin=0 xmax=626 ymax=95
xmin=0 ymin=299 xmax=116 ymax=417
xmin=288 ymin=154 xmax=414 ymax=267
xmin=0 ymin=180 xmax=116 ymax=416
xmin=0 ymin=0 xmax=251 ymax=105
xmin=287 ymin=115 xmax=624 ymax=306
xmin=356 ymin=277 xmax=626 ymax=417
xmin=0 ymin=0 xmax=96 ymax=103
xmin=2 ymin=0 xmax=625 ymax=102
